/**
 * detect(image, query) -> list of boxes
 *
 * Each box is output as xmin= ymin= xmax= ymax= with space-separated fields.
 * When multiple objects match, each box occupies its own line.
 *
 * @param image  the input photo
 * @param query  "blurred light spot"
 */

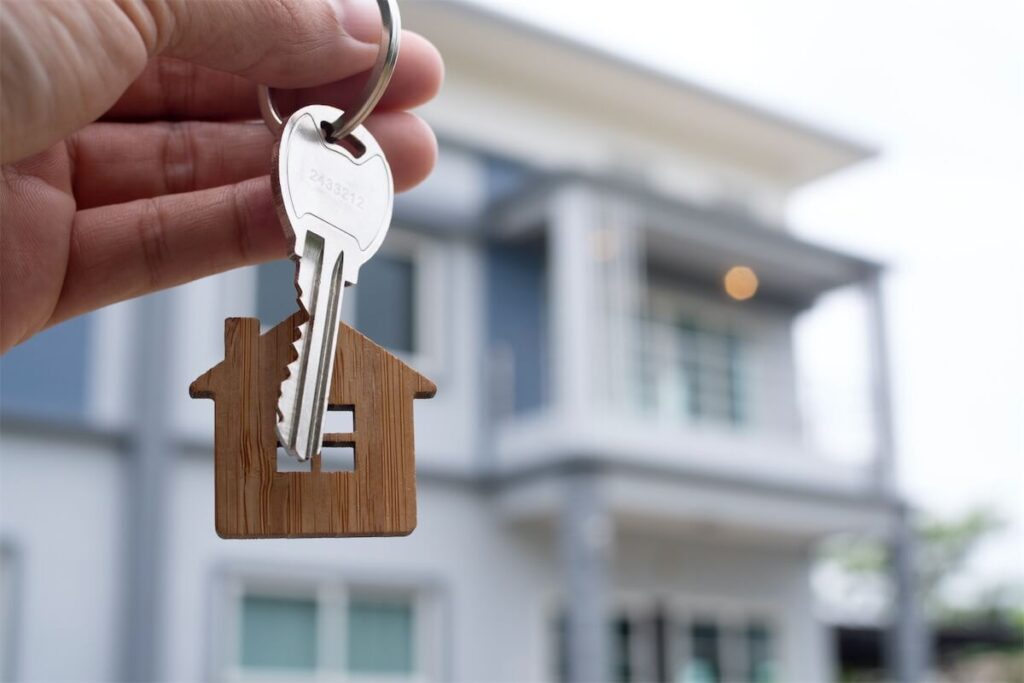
xmin=724 ymin=266 xmax=758 ymax=301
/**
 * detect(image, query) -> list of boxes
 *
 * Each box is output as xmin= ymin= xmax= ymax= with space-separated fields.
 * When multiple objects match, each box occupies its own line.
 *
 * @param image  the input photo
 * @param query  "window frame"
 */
xmin=640 ymin=287 xmax=756 ymax=431
xmin=548 ymin=593 xmax=782 ymax=683
xmin=663 ymin=595 xmax=782 ymax=683
xmin=218 ymin=568 xmax=443 ymax=683
xmin=343 ymin=227 xmax=445 ymax=379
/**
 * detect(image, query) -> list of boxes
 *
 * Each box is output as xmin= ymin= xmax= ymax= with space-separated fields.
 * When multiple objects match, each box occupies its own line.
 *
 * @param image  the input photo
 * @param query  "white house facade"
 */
xmin=0 ymin=3 xmax=915 ymax=682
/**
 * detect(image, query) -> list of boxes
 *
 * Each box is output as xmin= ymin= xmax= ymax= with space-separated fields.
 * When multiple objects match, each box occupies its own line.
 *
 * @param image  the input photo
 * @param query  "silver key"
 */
xmin=273 ymin=104 xmax=393 ymax=461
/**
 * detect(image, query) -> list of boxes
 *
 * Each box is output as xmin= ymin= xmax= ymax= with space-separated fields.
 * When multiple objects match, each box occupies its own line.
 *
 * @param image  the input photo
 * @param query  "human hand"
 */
xmin=0 ymin=0 xmax=442 ymax=353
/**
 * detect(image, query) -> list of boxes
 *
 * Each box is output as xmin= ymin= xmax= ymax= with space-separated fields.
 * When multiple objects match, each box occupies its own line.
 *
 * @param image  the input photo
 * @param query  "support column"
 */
xmin=122 ymin=291 xmax=173 ymax=681
xmin=887 ymin=503 xmax=930 ymax=682
xmin=862 ymin=272 xmax=897 ymax=493
xmin=561 ymin=470 xmax=612 ymax=683
xmin=549 ymin=186 xmax=599 ymax=424
xmin=595 ymin=202 xmax=643 ymax=413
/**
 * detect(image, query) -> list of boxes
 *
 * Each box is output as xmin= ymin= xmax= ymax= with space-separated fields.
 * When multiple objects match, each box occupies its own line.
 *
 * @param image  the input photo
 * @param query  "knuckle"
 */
xmin=160 ymin=121 xmax=198 ymax=195
xmin=113 ymin=0 xmax=176 ymax=54
xmin=136 ymin=198 xmax=170 ymax=290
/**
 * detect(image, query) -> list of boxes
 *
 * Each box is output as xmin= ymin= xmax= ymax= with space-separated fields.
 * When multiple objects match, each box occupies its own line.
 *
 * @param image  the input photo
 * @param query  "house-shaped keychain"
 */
xmin=190 ymin=314 xmax=436 ymax=538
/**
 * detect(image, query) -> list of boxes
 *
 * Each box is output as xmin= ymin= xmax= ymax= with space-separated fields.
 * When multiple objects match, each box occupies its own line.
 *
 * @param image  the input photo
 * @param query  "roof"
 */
xmin=403 ymin=0 xmax=877 ymax=187
xmin=491 ymin=171 xmax=882 ymax=307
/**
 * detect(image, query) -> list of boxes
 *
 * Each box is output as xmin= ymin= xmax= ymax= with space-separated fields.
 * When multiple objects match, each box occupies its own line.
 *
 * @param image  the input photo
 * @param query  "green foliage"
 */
xmin=914 ymin=508 xmax=1006 ymax=603
xmin=824 ymin=506 xmax=1017 ymax=621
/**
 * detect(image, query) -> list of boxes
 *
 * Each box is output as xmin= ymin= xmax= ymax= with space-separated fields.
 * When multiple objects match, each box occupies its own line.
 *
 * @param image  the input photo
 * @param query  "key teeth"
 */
xmin=276 ymin=259 xmax=312 ymax=432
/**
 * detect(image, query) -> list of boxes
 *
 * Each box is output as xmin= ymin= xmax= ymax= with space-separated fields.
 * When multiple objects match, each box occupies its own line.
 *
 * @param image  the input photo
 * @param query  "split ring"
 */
xmin=258 ymin=0 xmax=401 ymax=142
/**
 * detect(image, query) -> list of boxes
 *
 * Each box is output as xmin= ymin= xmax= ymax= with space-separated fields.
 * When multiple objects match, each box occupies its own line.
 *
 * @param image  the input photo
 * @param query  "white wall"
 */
xmin=162 ymin=456 xmax=555 ymax=683
xmin=0 ymin=433 xmax=125 ymax=683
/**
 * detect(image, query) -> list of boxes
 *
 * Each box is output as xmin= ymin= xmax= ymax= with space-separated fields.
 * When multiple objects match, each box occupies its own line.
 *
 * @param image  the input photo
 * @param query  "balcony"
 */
xmin=485 ymin=176 xmax=895 ymax=532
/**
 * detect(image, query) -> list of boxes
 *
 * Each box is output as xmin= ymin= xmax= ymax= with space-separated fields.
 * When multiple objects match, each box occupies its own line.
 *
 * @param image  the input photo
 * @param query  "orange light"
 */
xmin=724 ymin=266 xmax=759 ymax=301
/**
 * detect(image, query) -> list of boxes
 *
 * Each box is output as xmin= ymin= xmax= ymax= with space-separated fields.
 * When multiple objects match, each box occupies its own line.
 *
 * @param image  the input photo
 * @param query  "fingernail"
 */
xmin=330 ymin=0 xmax=382 ymax=45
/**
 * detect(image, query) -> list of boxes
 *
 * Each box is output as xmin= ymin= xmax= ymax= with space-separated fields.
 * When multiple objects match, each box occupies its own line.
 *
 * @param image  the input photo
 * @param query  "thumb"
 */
xmin=1 ymin=0 xmax=382 ymax=165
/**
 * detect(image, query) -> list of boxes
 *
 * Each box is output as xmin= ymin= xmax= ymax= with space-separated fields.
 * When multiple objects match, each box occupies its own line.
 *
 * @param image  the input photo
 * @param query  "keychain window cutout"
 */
xmin=324 ymin=407 xmax=354 ymax=433
xmin=319 ymin=446 xmax=356 ymax=472
xmin=277 ymin=447 xmax=311 ymax=473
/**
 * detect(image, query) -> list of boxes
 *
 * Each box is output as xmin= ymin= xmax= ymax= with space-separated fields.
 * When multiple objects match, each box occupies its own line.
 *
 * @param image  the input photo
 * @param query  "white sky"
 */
xmin=475 ymin=0 xmax=1024 ymax=590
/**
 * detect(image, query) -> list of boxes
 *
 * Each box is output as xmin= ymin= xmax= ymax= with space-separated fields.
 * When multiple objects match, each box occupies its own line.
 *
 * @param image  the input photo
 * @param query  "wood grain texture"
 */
xmin=190 ymin=314 xmax=436 ymax=538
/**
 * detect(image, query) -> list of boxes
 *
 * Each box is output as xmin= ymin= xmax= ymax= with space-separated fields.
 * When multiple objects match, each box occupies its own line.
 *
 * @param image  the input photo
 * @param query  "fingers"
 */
xmin=142 ymin=0 xmax=382 ymax=87
xmin=363 ymin=112 xmax=437 ymax=193
xmin=69 ymin=121 xmax=273 ymax=209
xmin=1 ymin=0 xmax=438 ymax=164
xmin=105 ymin=32 xmax=443 ymax=122
xmin=69 ymin=111 xmax=436 ymax=209
xmin=53 ymin=177 xmax=286 ymax=325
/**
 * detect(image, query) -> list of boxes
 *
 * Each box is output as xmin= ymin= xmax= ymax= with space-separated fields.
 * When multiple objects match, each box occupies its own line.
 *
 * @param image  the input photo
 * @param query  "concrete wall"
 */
xmin=0 ymin=432 xmax=125 ymax=683
xmin=161 ymin=456 xmax=556 ymax=683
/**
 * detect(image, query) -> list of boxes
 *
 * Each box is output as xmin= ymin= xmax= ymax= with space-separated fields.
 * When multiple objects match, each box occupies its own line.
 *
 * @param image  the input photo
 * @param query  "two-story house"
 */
xmin=0 ymin=2 xmax=915 ymax=682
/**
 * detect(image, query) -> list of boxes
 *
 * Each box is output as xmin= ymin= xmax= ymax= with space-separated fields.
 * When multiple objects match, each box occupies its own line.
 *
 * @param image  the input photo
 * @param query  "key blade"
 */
xmin=276 ymin=235 xmax=346 ymax=461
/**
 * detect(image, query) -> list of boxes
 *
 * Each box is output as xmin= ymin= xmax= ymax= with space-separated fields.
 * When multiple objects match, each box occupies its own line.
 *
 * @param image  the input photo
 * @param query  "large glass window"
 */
xmin=0 ymin=315 xmax=91 ymax=419
xmin=255 ymin=259 xmax=299 ymax=328
xmin=638 ymin=312 xmax=746 ymax=428
xmin=355 ymin=253 xmax=416 ymax=353
xmin=555 ymin=608 xmax=777 ymax=683
xmin=746 ymin=622 xmax=775 ymax=683
xmin=256 ymin=251 xmax=418 ymax=355
xmin=241 ymin=595 xmax=318 ymax=671
xmin=685 ymin=620 xmax=722 ymax=683
xmin=347 ymin=596 xmax=415 ymax=674
xmin=235 ymin=586 xmax=423 ymax=680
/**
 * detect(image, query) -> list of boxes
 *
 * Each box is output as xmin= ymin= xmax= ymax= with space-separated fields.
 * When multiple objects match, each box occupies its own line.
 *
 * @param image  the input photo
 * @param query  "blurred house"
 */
xmin=0 ymin=2 xmax=915 ymax=682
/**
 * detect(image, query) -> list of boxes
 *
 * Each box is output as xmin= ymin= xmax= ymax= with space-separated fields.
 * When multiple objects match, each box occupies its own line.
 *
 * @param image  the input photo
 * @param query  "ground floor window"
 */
xmin=555 ymin=604 xmax=777 ymax=683
xmin=226 ymin=578 xmax=435 ymax=681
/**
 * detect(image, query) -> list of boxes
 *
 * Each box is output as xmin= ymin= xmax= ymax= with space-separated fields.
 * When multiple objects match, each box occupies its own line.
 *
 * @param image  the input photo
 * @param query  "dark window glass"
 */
xmin=690 ymin=620 xmax=721 ymax=683
xmin=0 ymin=315 xmax=91 ymax=419
xmin=256 ymin=259 xmax=298 ymax=328
xmin=355 ymin=254 xmax=415 ymax=353
xmin=553 ymin=613 xmax=644 ymax=683
xmin=487 ymin=239 xmax=548 ymax=414
xmin=747 ymin=622 xmax=774 ymax=683
xmin=240 ymin=595 xmax=317 ymax=670
xmin=612 ymin=617 xmax=633 ymax=683
xmin=483 ymin=154 xmax=531 ymax=201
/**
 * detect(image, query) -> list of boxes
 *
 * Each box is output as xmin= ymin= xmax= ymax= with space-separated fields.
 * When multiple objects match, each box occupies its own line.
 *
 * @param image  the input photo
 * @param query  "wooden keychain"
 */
xmin=190 ymin=0 xmax=435 ymax=539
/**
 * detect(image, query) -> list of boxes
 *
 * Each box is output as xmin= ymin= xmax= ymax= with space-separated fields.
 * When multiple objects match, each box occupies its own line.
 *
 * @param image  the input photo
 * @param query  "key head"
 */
xmin=273 ymin=104 xmax=393 ymax=281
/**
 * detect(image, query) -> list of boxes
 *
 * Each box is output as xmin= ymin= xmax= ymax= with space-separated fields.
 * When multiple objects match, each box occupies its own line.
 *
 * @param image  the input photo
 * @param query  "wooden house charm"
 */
xmin=189 ymin=314 xmax=436 ymax=538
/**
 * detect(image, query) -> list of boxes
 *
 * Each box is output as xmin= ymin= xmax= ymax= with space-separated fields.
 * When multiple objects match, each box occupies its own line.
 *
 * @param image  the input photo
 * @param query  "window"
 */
xmin=347 ymin=596 xmax=414 ymax=674
xmin=554 ymin=607 xmax=777 ymax=683
xmin=256 ymin=233 xmax=438 ymax=366
xmin=0 ymin=315 xmax=92 ymax=419
xmin=232 ymin=584 xmax=430 ymax=681
xmin=255 ymin=259 xmax=299 ymax=328
xmin=672 ymin=616 xmax=777 ymax=683
xmin=638 ymin=311 xmax=746 ymax=428
xmin=684 ymin=620 xmax=721 ymax=683
xmin=241 ymin=595 xmax=318 ymax=671
xmin=355 ymin=253 xmax=416 ymax=353
xmin=746 ymin=622 xmax=775 ymax=683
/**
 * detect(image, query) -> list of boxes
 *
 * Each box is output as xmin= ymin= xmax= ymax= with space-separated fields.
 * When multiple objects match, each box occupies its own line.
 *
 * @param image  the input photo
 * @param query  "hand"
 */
xmin=0 ymin=0 xmax=443 ymax=353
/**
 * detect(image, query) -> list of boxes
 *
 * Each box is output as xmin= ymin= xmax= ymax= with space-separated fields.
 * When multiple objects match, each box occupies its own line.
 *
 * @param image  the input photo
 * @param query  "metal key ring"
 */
xmin=258 ymin=0 xmax=400 ymax=142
